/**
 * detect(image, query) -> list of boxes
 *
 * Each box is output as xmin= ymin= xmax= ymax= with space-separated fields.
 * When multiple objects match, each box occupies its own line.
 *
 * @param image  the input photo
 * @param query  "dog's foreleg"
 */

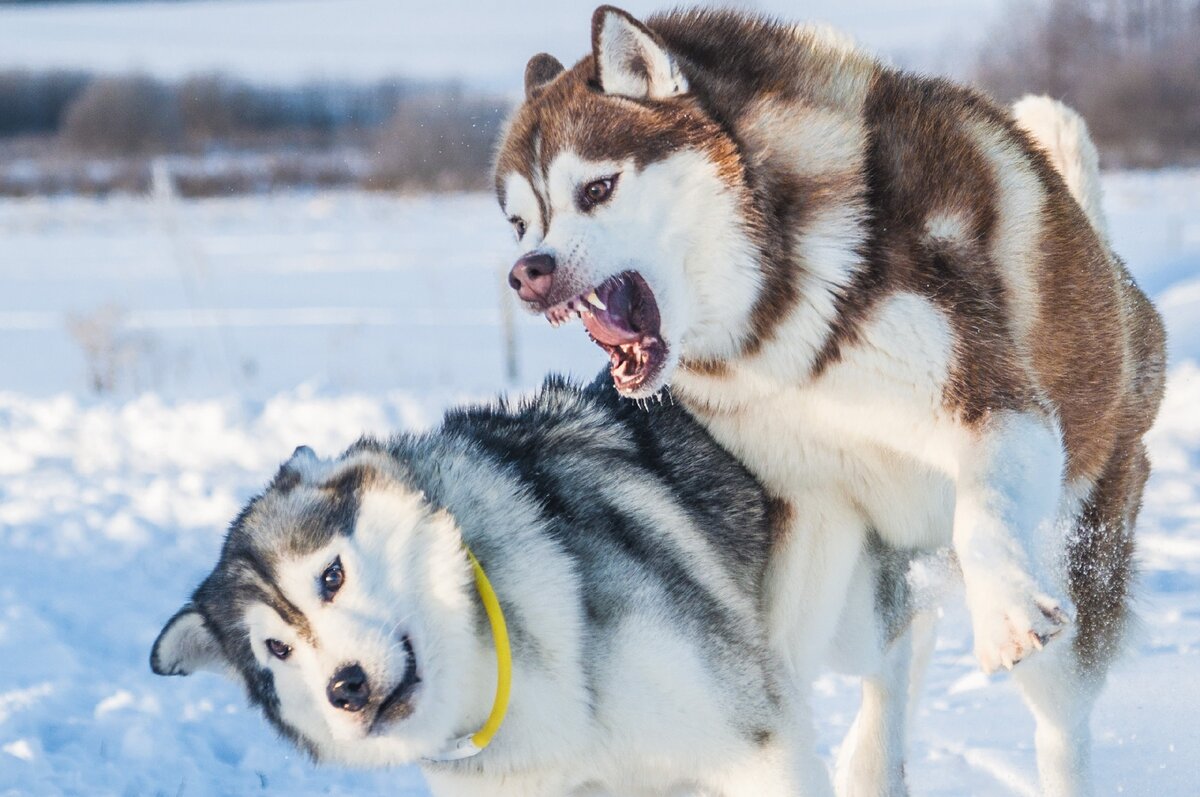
xmin=834 ymin=628 xmax=912 ymax=797
xmin=953 ymin=411 xmax=1071 ymax=673
xmin=766 ymin=493 xmax=868 ymax=797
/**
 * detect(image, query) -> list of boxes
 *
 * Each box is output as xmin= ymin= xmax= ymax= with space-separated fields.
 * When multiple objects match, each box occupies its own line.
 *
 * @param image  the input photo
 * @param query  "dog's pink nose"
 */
xmin=508 ymin=253 xmax=556 ymax=303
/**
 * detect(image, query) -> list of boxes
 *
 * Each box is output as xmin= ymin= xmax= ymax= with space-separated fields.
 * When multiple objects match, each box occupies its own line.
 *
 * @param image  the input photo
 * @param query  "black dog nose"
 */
xmin=327 ymin=663 xmax=370 ymax=712
xmin=508 ymin=252 xmax=556 ymax=302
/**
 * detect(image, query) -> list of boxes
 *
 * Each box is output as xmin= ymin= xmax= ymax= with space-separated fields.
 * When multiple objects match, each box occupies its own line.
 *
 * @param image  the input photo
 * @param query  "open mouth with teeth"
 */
xmin=370 ymin=634 xmax=421 ymax=733
xmin=545 ymin=271 xmax=667 ymax=395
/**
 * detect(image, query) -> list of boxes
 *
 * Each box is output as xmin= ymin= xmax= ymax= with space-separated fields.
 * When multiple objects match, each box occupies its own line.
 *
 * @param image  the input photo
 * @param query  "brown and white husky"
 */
xmin=493 ymin=7 xmax=1166 ymax=795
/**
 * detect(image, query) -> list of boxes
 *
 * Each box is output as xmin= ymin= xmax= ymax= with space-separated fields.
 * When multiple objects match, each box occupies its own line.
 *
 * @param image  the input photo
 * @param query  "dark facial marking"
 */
xmin=494 ymin=56 xmax=741 ymax=233
xmin=238 ymin=551 xmax=317 ymax=644
xmin=323 ymin=463 xmax=375 ymax=498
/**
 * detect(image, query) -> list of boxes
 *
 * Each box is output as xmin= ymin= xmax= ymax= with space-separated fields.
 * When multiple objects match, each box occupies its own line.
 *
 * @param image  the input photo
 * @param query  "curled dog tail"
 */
xmin=1012 ymin=94 xmax=1108 ymax=237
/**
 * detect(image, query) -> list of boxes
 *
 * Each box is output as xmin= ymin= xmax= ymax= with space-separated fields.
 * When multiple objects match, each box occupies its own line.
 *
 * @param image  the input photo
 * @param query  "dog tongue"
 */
xmin=582 ymin=278 xmax=642 ymax=346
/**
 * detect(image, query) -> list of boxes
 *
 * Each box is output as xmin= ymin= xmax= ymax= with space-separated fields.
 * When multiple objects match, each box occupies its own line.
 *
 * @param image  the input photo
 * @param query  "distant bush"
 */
xmin=368 ymin=95 xmax=508 ymax=191
xmin=61 ymin=75 xmax=182 ymax=155
xmin=1082 ymin=40 xmax=1200 ymax=165
xmin=976 ymin=0 xmax=1200 ymax=166
xmin=177 ymin=74 xmax=415 ymax=144
xmin=176 ymin=74 xmax=242 ymax=142
xmin=66 ymin=304 xmax=159 ymax=395
xmin=0 ymin=68 xmax=507 ymax=195
xmin=0 ymin=69 xmax=90 ymax=136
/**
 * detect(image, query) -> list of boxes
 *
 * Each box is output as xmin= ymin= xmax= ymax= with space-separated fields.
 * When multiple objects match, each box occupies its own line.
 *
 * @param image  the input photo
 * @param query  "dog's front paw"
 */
xmin=967 ymin=583 xmax=1070 ymax=673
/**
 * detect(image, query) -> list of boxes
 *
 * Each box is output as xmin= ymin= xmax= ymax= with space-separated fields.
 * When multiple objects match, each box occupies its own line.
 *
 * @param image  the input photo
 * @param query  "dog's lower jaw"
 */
xmin=613 ymin=345 xmax=680 ymax=401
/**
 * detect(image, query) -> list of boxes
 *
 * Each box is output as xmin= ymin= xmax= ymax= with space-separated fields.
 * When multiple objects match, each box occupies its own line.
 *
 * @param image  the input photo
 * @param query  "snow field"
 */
xmin=1 ymin=171 xmax=1197 ymax=795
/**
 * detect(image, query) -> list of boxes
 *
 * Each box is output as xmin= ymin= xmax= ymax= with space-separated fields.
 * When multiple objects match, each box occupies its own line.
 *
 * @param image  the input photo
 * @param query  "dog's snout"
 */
xmin=327 ymin=663 xmax=370 ymax=712
xmin=508 ymin=253 xmax=557 ymax=303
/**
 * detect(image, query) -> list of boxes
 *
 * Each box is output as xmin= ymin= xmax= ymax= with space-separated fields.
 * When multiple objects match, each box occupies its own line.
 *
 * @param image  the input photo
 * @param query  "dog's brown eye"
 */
xmin=513 ymin=218 xmax=527 ymax=239
xmin=580 ymin=177 xmax=616 ymax=209
xmin=266 ymin=639 xmax=291 ymax=660
xmin=320 ymin=556 xmax=344 ymax=601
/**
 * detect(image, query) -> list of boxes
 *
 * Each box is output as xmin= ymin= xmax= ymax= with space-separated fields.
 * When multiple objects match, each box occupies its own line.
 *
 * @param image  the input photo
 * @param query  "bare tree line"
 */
xmin=0 ymin=71 xmax=507 ymax=196
xmin=976 ymin=0 xmax=1200 ymax=166
xmin=0 ymin=0 xmax=1196 ymax=198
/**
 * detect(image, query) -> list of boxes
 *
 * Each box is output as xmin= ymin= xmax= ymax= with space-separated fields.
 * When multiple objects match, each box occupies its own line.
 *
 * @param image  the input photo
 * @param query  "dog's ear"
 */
xmin=151 ymin=605 xmax=224 ymax=676
xmin=270 ymin=444 xmax=318 ymax=492
xmin=591 ymin=6 xmax=687 ymax=99
xmin=289 ymin=444 xmax=317 ymax=462
xmin=525 ymin=53 xmax=565 ymax=100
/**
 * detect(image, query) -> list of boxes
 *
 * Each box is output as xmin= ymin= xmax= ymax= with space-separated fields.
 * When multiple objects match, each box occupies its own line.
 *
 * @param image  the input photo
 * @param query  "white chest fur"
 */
xmin=676 ymin=293 xmax=964 ymax=550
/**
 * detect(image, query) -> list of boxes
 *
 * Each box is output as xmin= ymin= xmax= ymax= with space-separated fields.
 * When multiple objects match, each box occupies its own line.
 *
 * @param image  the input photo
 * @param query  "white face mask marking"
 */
xmin=226 ymin=466 xmax=479 ymax=766
xmin=502 ymin=148 xmax=761 ymax=396
xmin=503 ymin=172 xmax=544 ymax=248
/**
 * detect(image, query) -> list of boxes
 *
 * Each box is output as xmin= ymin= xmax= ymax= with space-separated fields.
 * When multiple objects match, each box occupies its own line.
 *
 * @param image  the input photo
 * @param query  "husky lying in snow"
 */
xmin=496 ymin=6 xmax=1166 ymax=795
xmin=152 ymin=376 xmax=921 ymax=796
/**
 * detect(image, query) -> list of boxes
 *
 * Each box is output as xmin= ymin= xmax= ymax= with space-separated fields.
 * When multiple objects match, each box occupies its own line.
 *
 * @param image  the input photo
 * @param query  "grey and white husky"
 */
xmin=495 ymin=7 xmax=1166 ymax=795
xmin=151 ymin=375 xmax=914 ymax=796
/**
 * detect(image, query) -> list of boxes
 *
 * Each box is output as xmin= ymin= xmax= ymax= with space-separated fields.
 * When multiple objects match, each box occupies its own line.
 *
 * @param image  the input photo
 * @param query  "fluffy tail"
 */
xmin=1012 ymin=95 xmax=1108 ymax=237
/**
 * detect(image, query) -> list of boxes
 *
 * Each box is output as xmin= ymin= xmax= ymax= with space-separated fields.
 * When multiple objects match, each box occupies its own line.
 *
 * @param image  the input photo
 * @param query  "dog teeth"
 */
xmin=545 ymin=293 xmax=603 ymax=326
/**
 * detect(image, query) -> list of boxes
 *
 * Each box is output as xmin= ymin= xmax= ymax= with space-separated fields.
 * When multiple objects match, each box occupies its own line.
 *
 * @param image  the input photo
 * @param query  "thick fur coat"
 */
xmin=153 ymin=376 xmax=913 ymax=796
xmin=494 ymin=8 xmax=1166 ymax=795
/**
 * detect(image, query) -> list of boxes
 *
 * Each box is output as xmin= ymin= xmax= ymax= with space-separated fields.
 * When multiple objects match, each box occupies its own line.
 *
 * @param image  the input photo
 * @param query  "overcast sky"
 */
xmin=0 ymin=0 xmax=1010 ymax=91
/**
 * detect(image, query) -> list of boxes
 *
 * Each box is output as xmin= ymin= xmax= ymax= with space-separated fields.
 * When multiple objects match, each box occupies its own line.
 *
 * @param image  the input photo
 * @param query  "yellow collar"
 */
xmin=424 ymin=544 xmax=512 ymax=762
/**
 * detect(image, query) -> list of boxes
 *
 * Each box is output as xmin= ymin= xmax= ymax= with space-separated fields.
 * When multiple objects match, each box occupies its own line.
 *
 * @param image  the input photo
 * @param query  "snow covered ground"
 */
xmin=0 ymin=172 xmax=1197 ymax=795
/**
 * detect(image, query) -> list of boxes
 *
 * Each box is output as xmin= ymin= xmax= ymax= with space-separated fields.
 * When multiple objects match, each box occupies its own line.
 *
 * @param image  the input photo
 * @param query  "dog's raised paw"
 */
xmin=969 ymin=592 xmax=1071 ymax=674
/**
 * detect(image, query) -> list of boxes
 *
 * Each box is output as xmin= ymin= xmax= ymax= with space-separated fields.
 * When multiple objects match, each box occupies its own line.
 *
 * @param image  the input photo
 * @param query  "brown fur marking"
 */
xmin=765 ymin=495 xmax=794 ymax=548
xmin=494 ymin=7 xmax=1169 ymax=677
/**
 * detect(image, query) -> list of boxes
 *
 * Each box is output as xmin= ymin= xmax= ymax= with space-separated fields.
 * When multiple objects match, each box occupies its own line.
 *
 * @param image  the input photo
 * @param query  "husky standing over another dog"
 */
xmin=496 ymin=7 xmax=1166 ymax=795
xmin=152 ymin=376 xmax=916 ymax=796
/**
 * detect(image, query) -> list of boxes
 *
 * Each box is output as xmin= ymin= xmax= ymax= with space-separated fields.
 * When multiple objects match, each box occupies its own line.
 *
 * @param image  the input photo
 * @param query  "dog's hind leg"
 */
xmin=1011 ymin=640 xmax=1102 ymax=797
xmin=904 ymin=607 xmax=937 ymax=732
xmin=1012 ymin=440 xmax=1146 ymax=797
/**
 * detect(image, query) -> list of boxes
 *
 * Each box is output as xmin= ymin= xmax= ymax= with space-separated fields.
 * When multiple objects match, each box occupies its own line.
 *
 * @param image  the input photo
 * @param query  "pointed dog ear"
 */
xmin=150 ymin=605 xmax=224 ymax=676
xmin=591 ymin=5 xmax=688 ymax=99
xmin=525 ymin=53 xmax=565 ymax=100
xmin=270 ymin=444 xmax=318 ymax=492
